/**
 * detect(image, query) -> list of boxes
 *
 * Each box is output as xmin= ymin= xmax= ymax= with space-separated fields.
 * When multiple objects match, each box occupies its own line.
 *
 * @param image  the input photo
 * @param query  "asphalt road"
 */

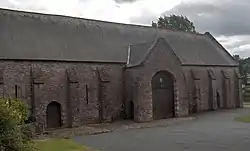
xmin=74 ymin=108 xmax=250 ymax=151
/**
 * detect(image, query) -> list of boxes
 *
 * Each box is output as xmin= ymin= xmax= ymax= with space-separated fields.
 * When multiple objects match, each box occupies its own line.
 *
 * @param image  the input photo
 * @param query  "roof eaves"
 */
xmin=126 ymin=63 xmax=144 ymax=68
xmin=0 ymin=57 xmax=126 ymax=64
xmin=182 ymin=64 xmax=238 ymax=67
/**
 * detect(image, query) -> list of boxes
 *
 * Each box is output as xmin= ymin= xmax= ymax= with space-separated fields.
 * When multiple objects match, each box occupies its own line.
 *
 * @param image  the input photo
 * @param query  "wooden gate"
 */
xmin=152 ymin=71 xmax=174 ymax=120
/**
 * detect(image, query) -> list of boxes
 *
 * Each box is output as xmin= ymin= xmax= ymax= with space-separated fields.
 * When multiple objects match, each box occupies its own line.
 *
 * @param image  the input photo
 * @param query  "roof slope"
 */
xmin=127 ymin=40 xmax=155 ymax=67
xmin=164 ymin=33 xmax=236 ymax=65
xmin=0 ymin=8 xmax=237 ymax=66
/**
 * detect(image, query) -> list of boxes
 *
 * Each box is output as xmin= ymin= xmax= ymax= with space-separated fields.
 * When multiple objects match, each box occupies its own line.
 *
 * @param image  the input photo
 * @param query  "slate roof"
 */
xmin=0 ymin=8 xmax=237 ymax=66
xmin=127 ymin=40 xmax=156 ymax=67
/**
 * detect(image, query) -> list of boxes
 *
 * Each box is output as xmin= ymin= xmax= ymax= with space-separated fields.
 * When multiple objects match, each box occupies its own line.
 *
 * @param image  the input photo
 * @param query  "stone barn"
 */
xmin=0 ymin=8 xmax=243 ymax=132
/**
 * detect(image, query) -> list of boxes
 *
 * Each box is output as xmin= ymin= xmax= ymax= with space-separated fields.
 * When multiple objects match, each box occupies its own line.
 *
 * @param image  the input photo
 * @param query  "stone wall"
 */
xmin=183 ymin=66 xmax=243 ymax=112
xmin=0 ymin=60 xmax=124 ymax=132
xmin=126 ymin=65 xmax=242 ymax=121
xmin=125 ymin=38 xmax=189 ymax=122
xmin=125 ymin=38 xmax=242 ymax=122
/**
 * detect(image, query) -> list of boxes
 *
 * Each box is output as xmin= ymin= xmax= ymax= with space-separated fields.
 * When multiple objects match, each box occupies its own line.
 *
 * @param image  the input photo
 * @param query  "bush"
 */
xmin=0 ymin=98 xmax=28 ymax=124
xmin=0 ymin=98 xmax=35 ymax=151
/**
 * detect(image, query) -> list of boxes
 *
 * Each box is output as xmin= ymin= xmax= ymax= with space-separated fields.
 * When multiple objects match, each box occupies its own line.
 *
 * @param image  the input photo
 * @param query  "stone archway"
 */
xmin=46 ymin=102 xmax=62 ymax=129
xmin=152 ymin=70 xmax=175 ymax=120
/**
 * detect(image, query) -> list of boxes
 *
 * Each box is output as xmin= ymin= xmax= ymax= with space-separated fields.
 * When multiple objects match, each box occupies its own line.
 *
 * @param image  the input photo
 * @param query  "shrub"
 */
xmin=0 ymin=98 xmax=35 ymax=151
xmin=0 ymin=98 xmax=28 ymax=125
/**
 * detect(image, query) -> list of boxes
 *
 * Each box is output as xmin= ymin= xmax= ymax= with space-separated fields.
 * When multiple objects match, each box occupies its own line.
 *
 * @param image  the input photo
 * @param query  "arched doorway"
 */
xmin=190 ymin=95 xmax=198 ymax=113
xmin=235 ymin=79 xmax=241 ymax=108
xmin=46 ymin=102 xmax=62 ymax=129
xmin=128 ymin=101 xmax=134 ymax=120
xmin=152 ymin=71 xmax=175 ymax=120
xmin=217 ymin=92 xmax=221 ymax=109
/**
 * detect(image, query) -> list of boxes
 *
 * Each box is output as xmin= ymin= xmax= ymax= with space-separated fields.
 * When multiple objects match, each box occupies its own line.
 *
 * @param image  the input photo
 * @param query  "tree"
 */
xmin=233 ymin=55 xmax=250 ymax=85
xmin=0 ymin=98 xmax=35 ymax=151
xmin=152 ymin=14 xmax=196 ymax=33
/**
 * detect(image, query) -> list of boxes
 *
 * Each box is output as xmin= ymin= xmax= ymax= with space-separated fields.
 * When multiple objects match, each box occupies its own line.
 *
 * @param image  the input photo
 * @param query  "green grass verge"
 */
xmin=35 ymin=139 xmax=86 ymax=151
xmin=235 ymin=115 xmax=250 ymax=123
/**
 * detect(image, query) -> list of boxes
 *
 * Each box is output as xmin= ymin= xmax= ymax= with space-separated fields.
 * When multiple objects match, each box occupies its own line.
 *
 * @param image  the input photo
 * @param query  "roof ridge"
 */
xmin=0 ymin=7 xmax=204 ymax=37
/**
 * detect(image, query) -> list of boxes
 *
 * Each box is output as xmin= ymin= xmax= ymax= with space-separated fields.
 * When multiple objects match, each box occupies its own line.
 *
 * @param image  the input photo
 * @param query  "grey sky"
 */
xmin=115 ymin=0 xmax=139 ymax=3
xmin=130 ymin=0 xmax=250 ymax=58
xmin=167 ymin=0 xmax=250 ymax=36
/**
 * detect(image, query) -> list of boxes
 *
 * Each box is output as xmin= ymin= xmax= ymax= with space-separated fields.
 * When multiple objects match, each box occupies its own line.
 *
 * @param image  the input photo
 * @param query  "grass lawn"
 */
xmin=235 ymin=115 xmax=250 ymax=123
xmin=35 ymin=139 xmax=88 ymax=151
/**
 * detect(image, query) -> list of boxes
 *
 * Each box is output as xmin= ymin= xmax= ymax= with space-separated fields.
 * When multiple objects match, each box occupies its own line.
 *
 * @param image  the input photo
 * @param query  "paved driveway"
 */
xmin=74 ymin=108 xmax=250 ymax=151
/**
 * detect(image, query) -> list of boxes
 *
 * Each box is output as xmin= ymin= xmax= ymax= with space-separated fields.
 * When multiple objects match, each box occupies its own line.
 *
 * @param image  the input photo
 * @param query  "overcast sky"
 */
xmin=0 ymin=0 xmax=249 ymax=58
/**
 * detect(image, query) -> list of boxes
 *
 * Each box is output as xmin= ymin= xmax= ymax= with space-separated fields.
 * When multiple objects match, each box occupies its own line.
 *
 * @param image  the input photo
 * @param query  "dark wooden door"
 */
xmin=128 ymin=101 xmax=134 ymax=119
xmin=217 ymin=92 xmax=221 ymax=109
xmin=152 ymin=71 xmax=174 ymax=120
xmin=46 ymin=102 xmax=62 ymax=129
xmin=235 ymin=80 xmax=241 ymax=108
xmin=208 ymin=79 xmax=214 ymax=110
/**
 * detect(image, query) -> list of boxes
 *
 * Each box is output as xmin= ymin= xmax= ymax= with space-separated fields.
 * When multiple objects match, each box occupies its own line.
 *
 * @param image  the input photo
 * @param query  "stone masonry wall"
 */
xmin=125 ymin=38 xmax=242 ymax=121
xmin=125 ymin=38 xmax=189 ymax=122
xmin=183 ymin=66 xmax=242 ymax=112
xmin=0 ymin=60 xmax=124 ymax=132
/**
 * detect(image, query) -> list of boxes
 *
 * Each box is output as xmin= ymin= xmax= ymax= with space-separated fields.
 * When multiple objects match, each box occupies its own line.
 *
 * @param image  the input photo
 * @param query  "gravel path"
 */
xmin=74 ymin=108 xmax=250 ymax=151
